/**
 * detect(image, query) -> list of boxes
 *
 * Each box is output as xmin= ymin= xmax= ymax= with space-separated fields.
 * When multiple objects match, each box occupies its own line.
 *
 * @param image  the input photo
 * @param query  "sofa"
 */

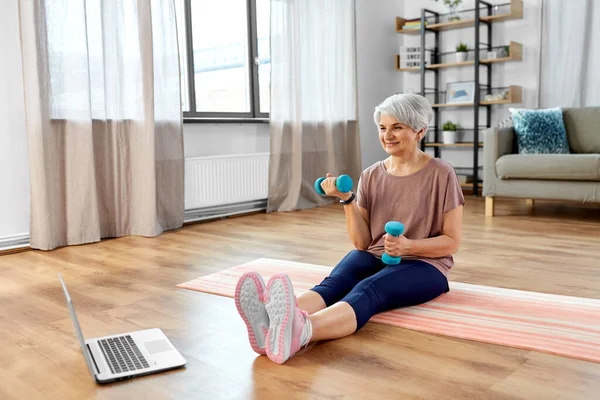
xmin=483 ymin=106 xmax=600 ymax=216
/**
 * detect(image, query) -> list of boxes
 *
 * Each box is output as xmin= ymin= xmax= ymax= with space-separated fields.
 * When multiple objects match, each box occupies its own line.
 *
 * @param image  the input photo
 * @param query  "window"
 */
xmin=176 ymin=0 xmax=270 ymax=119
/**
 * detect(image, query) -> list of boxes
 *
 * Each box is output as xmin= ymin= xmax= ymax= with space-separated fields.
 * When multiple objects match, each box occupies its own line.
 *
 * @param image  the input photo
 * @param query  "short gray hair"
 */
xmin=373 ymin=93 xmax=433 ymax=133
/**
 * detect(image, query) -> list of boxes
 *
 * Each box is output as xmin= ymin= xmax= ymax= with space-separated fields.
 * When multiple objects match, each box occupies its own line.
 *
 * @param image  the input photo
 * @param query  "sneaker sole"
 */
xmin=265 ymin=273 xmax=295 ymax=364
xmin=234 ymin=272 xmax=268 ymax=356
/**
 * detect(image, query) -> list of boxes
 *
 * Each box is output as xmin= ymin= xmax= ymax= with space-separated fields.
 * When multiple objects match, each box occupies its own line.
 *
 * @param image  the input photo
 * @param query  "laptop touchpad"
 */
xmin=144 ymin=339 xmax=172 ymax=354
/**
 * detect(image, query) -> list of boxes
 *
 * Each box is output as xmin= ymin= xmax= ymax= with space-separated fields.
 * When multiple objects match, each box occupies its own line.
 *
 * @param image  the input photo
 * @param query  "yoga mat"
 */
xmin=177 ymin=258 xmax=600 ymax=363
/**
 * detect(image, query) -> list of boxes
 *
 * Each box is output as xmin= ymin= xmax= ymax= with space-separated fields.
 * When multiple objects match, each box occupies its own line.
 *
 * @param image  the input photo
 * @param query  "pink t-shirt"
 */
xmin=356 ymin=158 xmax=465 ymax=277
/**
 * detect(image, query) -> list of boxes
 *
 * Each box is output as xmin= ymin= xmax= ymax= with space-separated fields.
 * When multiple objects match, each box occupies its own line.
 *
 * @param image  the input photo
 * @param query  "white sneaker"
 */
xmin=234 ymin=272 xmax=269 ymax=355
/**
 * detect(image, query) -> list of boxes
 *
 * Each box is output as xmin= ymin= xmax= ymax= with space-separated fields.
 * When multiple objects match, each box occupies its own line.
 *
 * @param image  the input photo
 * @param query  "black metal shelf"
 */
xmin=405 ymin=0 xmax=523 ymax=196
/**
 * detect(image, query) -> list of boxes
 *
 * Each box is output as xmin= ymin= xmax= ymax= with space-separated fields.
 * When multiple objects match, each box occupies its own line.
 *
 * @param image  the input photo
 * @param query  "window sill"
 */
xmin=183 ymin=117 xmax=269 ymax=124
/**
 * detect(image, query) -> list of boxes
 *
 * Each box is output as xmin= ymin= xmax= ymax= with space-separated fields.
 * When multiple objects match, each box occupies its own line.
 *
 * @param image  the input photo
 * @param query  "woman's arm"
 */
xmin=319 ymin=174 xmax=372 ymax=250
xmin=384 ymin=205 xmax=463 ymax=258
xmin=340 ymin=194 xmax=372 ymax=250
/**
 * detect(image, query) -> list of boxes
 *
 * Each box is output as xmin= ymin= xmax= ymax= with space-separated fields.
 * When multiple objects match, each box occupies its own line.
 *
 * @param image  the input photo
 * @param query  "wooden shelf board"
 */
xmin=481 ymin=56 xmax=510 ymax=64
xmin=428 ymin=60 xmax=473 ymax=69
xmin=397 ymin=28 xmax=421 ymax=34
xmin=481 ymin=12 xmax=522 ymax=23
xmin=432 ymin=102 xmax=473 ymax=108
xmin=480 ymin=99 xmax=512 ymax=105
xmin=428 ymin=19 xmax=475 ymax=31
xmin=425 ymin=142 xmax=483 ymax=147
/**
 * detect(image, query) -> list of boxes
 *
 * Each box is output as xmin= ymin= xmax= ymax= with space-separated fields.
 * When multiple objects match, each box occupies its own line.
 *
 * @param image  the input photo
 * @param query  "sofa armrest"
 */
xmin=483 ymin=126 xmax=515 ymax=195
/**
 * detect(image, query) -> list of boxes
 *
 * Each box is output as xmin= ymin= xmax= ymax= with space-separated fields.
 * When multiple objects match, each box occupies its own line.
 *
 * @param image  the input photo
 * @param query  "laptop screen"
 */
xmin=58 ymin=273 xmax=96 ymax=378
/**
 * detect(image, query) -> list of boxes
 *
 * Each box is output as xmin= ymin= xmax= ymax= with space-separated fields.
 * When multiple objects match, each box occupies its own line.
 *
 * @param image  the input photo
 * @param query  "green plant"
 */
xmin=436 ymin=0 xmax=462 ymax=20
xmin=435 ymin=0 xmax=462 ymax=7
xmin=442 ymin=121 xmax=458 ymax=131
xmin=504 ymin=45 xmax=510 ymax=56
xmin=456 ymin=42 xmax=469 ymax=52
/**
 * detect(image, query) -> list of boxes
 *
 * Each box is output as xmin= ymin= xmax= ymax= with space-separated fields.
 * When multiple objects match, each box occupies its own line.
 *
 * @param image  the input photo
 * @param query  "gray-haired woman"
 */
xmin=235 ymin=93 xmax=465 ymax=364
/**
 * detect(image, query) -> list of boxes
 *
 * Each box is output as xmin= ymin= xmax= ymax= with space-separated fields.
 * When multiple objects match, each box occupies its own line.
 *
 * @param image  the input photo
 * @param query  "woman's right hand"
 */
xmin=320 ymin=173 xmax=347 ymax=199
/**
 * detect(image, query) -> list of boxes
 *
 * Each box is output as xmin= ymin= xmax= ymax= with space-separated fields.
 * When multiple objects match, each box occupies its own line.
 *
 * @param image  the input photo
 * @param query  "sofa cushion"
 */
xmin=510 ymin=107 xmax=570 ymax=154
xmin=496 ymin=154 xmax=600 ymax=181
xmin=563 ymin=107 xmax=600 ymax=154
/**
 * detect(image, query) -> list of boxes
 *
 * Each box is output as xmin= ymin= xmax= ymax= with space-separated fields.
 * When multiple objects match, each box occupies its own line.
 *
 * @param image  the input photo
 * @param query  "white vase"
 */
xmin=443 ymin=130 xmax=457 ymax=144
xmin=456 ymin=52 xmax=468 ymax=62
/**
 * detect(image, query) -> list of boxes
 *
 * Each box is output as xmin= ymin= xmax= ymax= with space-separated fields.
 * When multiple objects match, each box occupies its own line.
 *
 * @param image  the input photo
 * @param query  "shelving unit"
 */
xmin=395 ymin=0 xmax=523 ymax=195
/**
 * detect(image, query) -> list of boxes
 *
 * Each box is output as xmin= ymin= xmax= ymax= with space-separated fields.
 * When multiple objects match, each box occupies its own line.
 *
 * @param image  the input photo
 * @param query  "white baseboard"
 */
xmin=184 ymin=199 xmax=267 ymax=224
xmin=0 ymin=233 xmax=30 ymax=252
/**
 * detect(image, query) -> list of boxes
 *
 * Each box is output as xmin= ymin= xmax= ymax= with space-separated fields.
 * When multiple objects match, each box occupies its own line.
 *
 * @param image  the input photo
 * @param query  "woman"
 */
xmin=234 ymin=93 xmax=465 ymax=364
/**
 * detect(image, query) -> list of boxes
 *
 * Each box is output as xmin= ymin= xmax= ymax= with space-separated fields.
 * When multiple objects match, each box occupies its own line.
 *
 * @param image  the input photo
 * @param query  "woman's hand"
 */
xmin=320 ymin=173 xmax=352 ymax=200
xmin=384 ymin=233 xmax=413 ymax=257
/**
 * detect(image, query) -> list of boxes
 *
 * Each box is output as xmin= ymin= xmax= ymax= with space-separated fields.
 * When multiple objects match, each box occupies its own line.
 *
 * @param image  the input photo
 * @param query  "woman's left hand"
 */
xmin=384 ymin=234 xmax=413 ymax=257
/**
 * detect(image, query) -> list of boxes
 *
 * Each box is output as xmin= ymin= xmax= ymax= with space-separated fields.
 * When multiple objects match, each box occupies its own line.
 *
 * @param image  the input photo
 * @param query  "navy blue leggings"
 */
xmin=310 ymin=250 xmax=449 ymax=330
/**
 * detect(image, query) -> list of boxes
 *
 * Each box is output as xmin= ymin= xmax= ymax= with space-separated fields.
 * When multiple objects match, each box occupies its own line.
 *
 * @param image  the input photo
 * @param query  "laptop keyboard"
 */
xmin=98 ymin=335 xmax=150 ymax=374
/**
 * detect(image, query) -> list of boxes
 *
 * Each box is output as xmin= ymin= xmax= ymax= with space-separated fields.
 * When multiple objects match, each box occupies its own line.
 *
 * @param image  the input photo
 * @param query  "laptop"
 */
xmin=59 ymin=273 xmax=186 ymax=384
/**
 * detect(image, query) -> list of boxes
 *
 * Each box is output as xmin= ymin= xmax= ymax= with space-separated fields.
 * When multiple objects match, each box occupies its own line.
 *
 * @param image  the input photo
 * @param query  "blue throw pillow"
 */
xmin=509 ymin=107 xmax=570 ymax=154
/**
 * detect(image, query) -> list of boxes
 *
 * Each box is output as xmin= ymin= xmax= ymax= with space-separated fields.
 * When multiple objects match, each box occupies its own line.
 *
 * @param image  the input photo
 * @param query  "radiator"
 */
xmin=185 ymin=153 xmax=270 ymax=210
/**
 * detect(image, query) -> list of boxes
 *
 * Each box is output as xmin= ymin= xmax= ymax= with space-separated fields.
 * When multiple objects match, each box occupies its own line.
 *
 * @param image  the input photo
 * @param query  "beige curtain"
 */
xmin=18 ymin=0 xmax=184 ymax=250
xmin=539 ymin=0 xmax=600 ymax=107
xmin=267 ymin=0 xmax=362 ymax=212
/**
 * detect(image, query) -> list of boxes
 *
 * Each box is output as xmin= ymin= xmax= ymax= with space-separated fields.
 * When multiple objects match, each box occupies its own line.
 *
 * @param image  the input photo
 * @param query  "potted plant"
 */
xmin=435 ymin=0 xmax=462 ymax=21
xmin=442 ymin=121 xmax=459 ymax=144
xmin=456 ymin=42 xmax=468 ymax=62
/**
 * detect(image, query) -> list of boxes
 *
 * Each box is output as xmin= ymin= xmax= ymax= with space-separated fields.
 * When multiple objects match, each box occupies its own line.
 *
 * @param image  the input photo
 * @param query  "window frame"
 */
xmin=182 ymin=0 xmax=269 ymax=122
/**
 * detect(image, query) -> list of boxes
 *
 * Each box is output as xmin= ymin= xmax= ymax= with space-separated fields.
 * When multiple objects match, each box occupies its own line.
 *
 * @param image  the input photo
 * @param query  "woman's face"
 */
xmin=378 ymin=113 xmax=423 ymax=156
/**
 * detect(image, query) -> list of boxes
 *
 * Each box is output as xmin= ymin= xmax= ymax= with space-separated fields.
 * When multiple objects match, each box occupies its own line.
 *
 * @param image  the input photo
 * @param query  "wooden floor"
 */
xmin=1 ymin=197 xmax=600 ymax=399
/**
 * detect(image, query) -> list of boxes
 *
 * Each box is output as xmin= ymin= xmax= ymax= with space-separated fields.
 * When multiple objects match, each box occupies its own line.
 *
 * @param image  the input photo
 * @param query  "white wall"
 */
xmin=355 ymin=0 xmax=406 ymax=170
xmin=183 ymin=123 xmax=270 ymax=158
xmin=0 ymin=0 xmax=30 ymax=240
xmin=401 ymin=0 xmax=542 ymax=169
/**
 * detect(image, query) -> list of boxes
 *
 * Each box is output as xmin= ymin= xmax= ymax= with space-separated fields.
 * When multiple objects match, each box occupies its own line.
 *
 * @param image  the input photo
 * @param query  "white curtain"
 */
xmin=539 ymin=0 xmax=600 ymax=108
xmin=18 ymin=0 xmax=184 ymax=250
xmin=267 ymin=0 xmax=362 ymax=212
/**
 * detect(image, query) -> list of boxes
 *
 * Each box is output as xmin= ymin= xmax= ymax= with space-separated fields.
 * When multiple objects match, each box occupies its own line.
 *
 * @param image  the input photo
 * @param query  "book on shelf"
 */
xmin=402 ymin=20 xmax=428 ymax=29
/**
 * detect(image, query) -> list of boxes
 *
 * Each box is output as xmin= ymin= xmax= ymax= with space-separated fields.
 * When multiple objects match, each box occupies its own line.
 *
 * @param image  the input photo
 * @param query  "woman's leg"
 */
xmin=341 ymin=260 xmax=449 ymax=331
xmin=307 ymin=302 xmax=357 ymax=341
xmin=306 ymin=261 xmax=447 ymax=342
xmin=298 ymin=250 xmax=383 ymax=314
xmin=262 ymin=261 xmax=448 ymax=364
xmin=297 ymin=291 xmax=327 ymax=315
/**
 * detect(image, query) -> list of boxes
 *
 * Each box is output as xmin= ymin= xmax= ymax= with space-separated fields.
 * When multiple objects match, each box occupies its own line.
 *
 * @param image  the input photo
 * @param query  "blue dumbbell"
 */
xmin=382 ymin=221 xmax=405 ymax=265
xmin=314 ymin=174 xmax=353 ymax=196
